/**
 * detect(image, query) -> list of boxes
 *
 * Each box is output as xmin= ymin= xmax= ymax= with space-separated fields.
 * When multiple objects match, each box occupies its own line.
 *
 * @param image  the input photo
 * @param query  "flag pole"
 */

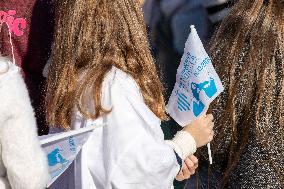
xmin=207 ymin=143 xmax=212 ymax=164
xmin=40 ymin=124 xmax=104 ymax=145
xmin=205 ymin=109 xmax=212 ymax=165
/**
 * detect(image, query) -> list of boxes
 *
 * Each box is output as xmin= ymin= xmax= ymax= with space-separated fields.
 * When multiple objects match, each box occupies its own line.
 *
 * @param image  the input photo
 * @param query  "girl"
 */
xmin=0 ymin=56 xmax=50 ymax=188
xmin=187 ymin=0 xmax=284 ymax=188
xmin=46 ymin=0 xmax=214 ymax=188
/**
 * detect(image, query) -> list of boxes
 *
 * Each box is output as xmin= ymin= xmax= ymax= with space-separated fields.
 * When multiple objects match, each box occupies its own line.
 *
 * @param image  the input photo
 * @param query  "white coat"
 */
xmin=72 ymin=67 xmax=181 ymax=189
xmin=0 ymin=58 xmax=50 ymax=189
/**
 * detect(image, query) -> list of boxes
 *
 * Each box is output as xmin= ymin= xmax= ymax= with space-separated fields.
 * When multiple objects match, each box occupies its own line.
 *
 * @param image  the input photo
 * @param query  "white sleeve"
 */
xmin=0 ymin=72 xmax=50 ymax=189
xmin=0 ymin=117 xmax=50 ymax=189
xmin=103 ymin=72 xmax=180 ymax=189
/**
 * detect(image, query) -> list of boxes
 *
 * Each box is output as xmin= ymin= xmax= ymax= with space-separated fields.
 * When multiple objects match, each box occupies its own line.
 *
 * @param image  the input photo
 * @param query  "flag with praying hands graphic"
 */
xmin=167 ymin=25 xmax=224 ymax=164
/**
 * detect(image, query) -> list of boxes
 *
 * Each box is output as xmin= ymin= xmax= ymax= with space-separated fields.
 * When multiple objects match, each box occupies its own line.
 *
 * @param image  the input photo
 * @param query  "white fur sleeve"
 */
xmin=0 ymin=70 xmax=50 ymax=189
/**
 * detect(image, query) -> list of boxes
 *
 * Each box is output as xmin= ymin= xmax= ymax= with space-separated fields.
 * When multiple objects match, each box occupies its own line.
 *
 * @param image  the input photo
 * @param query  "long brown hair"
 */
xmin=210 ymin=0 xmax=284 ymax=186
xmin=46 ymin=0 xmax=167 ymax=130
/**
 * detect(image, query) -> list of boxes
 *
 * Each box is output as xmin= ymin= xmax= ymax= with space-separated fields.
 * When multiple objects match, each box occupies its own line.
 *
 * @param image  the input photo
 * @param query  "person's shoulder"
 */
xmin=103 ymin=66 xmax=143 ymax=101
xmin=105 ymin=67 xmax=140 ymax=92
xmin=0 ymin=57 xmax=21 ymax=82
xmin=103 ymin=67 xmax=161 ymax=126
xmin=0 ymin=57 xmax=30 ymax=106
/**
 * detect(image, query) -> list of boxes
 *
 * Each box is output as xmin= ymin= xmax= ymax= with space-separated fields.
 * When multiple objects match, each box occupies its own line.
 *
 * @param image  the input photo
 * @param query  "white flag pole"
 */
xmin=40 ymin=124 xmax=104 ymax=145
xmin=207 ymin=143 xmax=212 ymax=164
xmin=204 ymin=108 xmax=213 ymax=165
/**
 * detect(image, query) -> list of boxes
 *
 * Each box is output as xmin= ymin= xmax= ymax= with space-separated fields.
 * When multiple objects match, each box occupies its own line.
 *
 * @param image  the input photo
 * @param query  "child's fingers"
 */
xmin=177 ymin=170 xmax=184 ymax=177
xmin=188 ymin=166 xmax=196 ymax=175
xmin=184 ymin=158 xmax=195 ymax=175
xmin=175 ymin=171 xmax=184 ymax=181
xmin=182 ymin=163 xmax=191 ymax=178
xmin=188 ymin=155 xmax=198 ymax=168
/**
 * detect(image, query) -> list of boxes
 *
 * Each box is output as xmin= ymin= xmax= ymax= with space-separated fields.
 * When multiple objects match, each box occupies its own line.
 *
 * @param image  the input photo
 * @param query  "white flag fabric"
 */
xmin=167 ymin=25 xmax=224 ymax=127
xmin=39 ymin=125 xmax=101 ymax=187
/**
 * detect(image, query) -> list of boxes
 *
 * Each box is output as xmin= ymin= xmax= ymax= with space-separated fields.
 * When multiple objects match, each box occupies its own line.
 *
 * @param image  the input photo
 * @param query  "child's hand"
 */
xmin=175 ymin=155 xmax=199 ymax=181
xmin=183 ymin=113 xmax=214 ymax=148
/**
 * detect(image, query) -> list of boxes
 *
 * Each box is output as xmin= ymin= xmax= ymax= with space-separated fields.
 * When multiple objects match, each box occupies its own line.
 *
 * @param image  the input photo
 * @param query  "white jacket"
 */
xmin=72 ymin=67 xmax=182 ymax=189
xmin=0 ymin=58 xmax=50 ymax=189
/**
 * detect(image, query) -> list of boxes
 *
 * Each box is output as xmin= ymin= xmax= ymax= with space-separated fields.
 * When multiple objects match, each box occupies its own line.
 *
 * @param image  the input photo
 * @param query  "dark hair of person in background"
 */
xmin=209 ymin=0 xmax=284 ymax=187
xmin=46 ymin=0 xmax=167 ymax=130
xmin=24 ymin=0 xmax=55 ymax=135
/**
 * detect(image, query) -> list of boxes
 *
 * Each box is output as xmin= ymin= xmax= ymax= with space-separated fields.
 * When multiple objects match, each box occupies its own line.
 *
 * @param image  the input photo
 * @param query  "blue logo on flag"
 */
xmin=191 ymin=77 xmax=217 ymax=116
xmin=176 ymin=90 xmax=191 ymax=111
xmin=47 ymin=148 xmax=70 ymax=178
xmin=69 ymin=136 xmax=76 ymax=152
xmin=48 ymin=148 xmax=69 ymax=167
xmin=175 ymin=77 xmax=217 ymax=116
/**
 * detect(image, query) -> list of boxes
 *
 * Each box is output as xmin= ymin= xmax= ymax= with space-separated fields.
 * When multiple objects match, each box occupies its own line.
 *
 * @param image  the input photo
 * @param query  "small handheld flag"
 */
xmin=167 ymin=25 xmax=224 ymax=164
xmin=39 ymin=125 xmax=102 ymax=187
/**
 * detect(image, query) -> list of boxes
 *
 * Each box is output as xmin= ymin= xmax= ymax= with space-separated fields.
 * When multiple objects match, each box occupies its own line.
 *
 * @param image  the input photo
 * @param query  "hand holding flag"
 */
xmin=167 ymin=25 xmax=224 ymax=164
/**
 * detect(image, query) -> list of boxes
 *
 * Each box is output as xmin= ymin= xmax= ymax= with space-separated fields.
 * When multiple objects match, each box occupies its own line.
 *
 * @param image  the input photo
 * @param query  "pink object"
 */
xmin=0 ymin=10 xmax=27 ymax=37
xmin=0 ymin=11 xmax=8 ymax=23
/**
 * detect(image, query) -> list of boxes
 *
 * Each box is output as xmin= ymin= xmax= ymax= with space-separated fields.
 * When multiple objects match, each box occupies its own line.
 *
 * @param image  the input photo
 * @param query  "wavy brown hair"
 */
xmin=46 ymin=0 xmax=167 ymax=130
xmin=210 ymin=0 xmax=284 ymax=187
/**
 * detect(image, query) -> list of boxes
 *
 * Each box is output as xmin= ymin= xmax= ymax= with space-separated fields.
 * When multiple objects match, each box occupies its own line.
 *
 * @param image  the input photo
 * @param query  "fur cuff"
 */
xmin=166 ymin=131 xmax=197 ymax=160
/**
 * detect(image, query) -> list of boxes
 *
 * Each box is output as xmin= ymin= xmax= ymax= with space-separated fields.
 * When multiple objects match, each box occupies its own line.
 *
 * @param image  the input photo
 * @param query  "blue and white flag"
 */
xmin=39 ymin=125 xmax=101 ymax=187
xmin=167 ymin=25 xmax=224 ymax=127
